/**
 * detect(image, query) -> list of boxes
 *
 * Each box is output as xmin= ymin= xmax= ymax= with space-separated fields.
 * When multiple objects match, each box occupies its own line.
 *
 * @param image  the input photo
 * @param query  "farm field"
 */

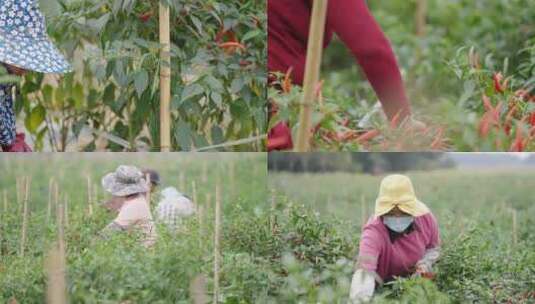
xmin=2 ymin=153 xmax=535 ymax=303
xmin=269 ymin=0 xmax=535 ymax=151
xmin=0 ymin=153 xmax=268 ymax=303
xmin=267 ymin=168 xmax=535 ymax=303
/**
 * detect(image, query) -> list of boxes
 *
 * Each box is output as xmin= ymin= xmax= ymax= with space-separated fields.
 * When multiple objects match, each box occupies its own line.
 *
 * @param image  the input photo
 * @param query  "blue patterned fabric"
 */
xmin=0 ymin=83 xmax=15 ymax=146
xmin=0 ymin=0 xmax=71 ymax=73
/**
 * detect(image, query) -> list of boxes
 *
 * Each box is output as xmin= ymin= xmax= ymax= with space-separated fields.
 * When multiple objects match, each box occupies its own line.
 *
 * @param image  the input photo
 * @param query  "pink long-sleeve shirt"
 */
xmin=357 ymin=213 xmax=440 ymax=282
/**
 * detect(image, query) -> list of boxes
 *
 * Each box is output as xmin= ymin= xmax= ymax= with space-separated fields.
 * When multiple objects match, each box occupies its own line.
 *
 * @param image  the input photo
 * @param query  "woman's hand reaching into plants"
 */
xmin=414 ymin=264 xmax=436 ymax=280
xmin=396 ymin=116 xmax=427 ymax=131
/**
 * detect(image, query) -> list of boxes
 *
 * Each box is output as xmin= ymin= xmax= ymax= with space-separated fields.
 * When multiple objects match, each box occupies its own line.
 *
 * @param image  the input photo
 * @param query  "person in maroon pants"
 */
xmin=268 ymin=0 xmax=413 ymax=151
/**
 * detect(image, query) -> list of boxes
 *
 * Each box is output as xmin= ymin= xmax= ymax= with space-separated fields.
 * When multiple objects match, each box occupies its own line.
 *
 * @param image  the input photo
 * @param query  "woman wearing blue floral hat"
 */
xmin=0 ymin=0 xmax=71 ymax=152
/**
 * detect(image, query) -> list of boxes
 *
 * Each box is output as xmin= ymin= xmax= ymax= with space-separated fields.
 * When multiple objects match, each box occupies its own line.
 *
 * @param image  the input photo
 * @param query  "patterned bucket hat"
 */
xmin=0 ymin=0 xmax=71 ymax=73
xmin=102 ymin=165 xmax=150 ymax=197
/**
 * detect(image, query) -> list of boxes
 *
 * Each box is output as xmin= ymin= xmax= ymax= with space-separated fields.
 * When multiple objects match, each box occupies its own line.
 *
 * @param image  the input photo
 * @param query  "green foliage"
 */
xmin=271 ymin=0 xmax=535 ymax=151
xmin=2 ymin=159 xmax=535 ymax=302
xmin=18 ymin=0 xmax=266 ymax=151
xmin=269 ymin=170 xmax=535 ymax=303
xmin=0 ymin=153 xmax=267 ymax=303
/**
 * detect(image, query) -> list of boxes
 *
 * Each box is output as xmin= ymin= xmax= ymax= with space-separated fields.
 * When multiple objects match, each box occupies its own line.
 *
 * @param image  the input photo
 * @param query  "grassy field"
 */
xmin=268 ymin=169 xmax=535 ymax=303
xmin=0 ymin=153 xmax=267 ymax=303
xmin=2 ymin=155 xmax=534 ymax=303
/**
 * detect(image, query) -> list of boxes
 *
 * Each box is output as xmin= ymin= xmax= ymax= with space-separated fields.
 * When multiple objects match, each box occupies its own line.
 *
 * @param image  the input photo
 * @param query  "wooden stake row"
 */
xmin=213 ymin=184 xmax=222 ymax=304
xmin=159 ymin=2 xmax=171 ymax=152
xmin=295 ymin=0 xmax=329 ymax=151
xmin=46 ymin=189 xmax=67 ymax=304
xmin=19 ymin=176 xmax=30 ymax=257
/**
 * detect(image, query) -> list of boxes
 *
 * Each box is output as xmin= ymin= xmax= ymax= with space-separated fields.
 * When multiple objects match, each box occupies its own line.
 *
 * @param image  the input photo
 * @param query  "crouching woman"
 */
xmin=100 ymin=165 xmax=157 ymax=247
xmin=350 ymin=175 xmax=441 ymax=303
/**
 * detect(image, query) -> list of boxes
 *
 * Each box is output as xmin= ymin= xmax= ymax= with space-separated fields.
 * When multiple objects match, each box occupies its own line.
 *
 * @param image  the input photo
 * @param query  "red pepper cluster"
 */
xmin=477 ymin=73 xmax=535 ymax=151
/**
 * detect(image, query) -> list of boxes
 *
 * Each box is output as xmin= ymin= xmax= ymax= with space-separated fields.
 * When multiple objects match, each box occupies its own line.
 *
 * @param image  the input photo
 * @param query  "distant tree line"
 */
xmin=268 ymin=153 xmax=455 ymax=174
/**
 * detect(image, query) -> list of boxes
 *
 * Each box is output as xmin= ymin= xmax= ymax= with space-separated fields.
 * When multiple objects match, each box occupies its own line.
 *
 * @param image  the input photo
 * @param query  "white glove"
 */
xmin=349 ymin=269 xmax=375 ymax=304
xmin=416 ymin=247 xmax=441 ymax=273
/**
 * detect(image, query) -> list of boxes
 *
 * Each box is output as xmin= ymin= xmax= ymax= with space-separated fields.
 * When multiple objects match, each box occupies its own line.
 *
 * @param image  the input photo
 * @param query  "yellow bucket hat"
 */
xmin=374 ymin=174 xmax=429 ymax=217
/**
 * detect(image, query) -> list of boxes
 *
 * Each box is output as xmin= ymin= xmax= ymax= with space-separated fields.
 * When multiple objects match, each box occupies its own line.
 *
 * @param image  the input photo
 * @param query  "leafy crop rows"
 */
xmin=0 ymin=153 xmax=267 ymax=303
xmin=21 ymin=0 xmax=266 ymax=151
xmin=2 ymin=157 xmax=535 ymax=303
xmin=269 ymin=0 xmax=535 ymax=151
xmin=268 ymin=170 xmax=535 ymax=303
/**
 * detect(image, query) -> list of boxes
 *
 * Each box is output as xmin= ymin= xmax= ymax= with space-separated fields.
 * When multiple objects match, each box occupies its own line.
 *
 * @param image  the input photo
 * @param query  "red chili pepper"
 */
xmin=390 ymin=111 xmax=402 ymax=129
xmin=493 ymin=72 xmax=507 ymax=93
xmin=239 ymin=60 xmax=252 ymax=67
xmin=421 ymin=272 xmax=436 ymax=280
xmin=282 ymin=67 xmax=293 ymax=94
xmin=510 ymin=123 xmax=526 ymax=152
xmin=430 ymin=128 xmax=444 ymax=150
xmin=478 ymin=112 xmax=493 ymax=137
xmin=138 ymin=11 xmax=153 ymax=23
xmin=529 ymin=112 xmax=535 ymax=127
xmin=356 ymin=129 xmax=380 ymax=143
xmin=503 ymin=105 xmax=518 ymax=136
xmin=215 ymin=29 xmax=238 ymax=44
xmin=218 ymin=42 xmax=246 ymax=54
xmin=482 ymin=95 xmax=494 ymax=112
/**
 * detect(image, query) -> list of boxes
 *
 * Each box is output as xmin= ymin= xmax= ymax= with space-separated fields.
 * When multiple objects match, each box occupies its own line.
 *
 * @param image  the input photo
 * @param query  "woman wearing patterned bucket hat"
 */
xmin=0 ymin=0 xmax=71 ymax=152
xmin=349 ymin=174 xmax=441 ymax=303
xmin=100 ymin=165 xmax=158 ymax=247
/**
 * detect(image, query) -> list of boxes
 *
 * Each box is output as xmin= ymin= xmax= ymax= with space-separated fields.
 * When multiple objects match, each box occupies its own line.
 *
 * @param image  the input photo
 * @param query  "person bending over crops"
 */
xmin=141 ymin=168 xmax=161 ymax=203
xmin=100 ymin=165 xmax=158 ymax=247
xmin=350 ymin=175 xmax=440 ymax=303
xmin=139 ymin=168 xmax=196 ymax=229
xmin=155 ymin=186 xmax=196 ymax=230
xmin=0 ymin=0 xmax=71 ymax=152
xmin=268 ymin=0 xmax=422 ymax=151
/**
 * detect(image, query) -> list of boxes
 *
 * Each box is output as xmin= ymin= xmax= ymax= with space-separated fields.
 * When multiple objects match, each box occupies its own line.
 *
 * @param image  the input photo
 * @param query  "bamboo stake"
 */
xmin=45 ymin=242 xmax=67 ymax=304
xmin=145 ymin=173 xmax=152 ymax=206
xmin=159 ymin=2 xmax=171 ymax=152
xmin=47 ymin=179 xmax=54 ymax=223
xmin=294 ymin=0 xmax=329 ymax=151
xmin=3 ymin=189 xmax=7 ymax=214
xmin=202 ymin=162 xmax=208 ymax=184
xmin=87 ymin=176 xmax=93 ymax=216
xmin=199 ymin=193 xmax=210 ymax=239
xmin=190 ymin=274 xmax=208 ymax=304
xmin=20 ymin=176 xmax=30 ymax=257
xmin=57 ymin=201 xmax=65 ymax=256
xmin=16 ymin=177 xmax=20 ymax=205
xmin=270 ymin=189 xmax=277 ymax=233
xmin=511 ymin=208 xmax=517 ymax=246
xmin=93 ymin=183 xmax=98 ymax=206
xmin=16 ymin=177 xmax=21 ymax=214
xmin=415 ymin=0 xmax=427 ymax=37
xmin=64 ymin=195 xmax=69 ymax=229
xmin=213 ymin=184 xmax=222 ymax=304
xmin=192 ymin=180 xmax=198 ymax=205
xmin=205 ymin=193 xmax=211 ymax=211
xmin=197 ymin=204 xmax=204 ymax=236
xmin=54 ymin=181 xmax=59 ymax=224
xmin=180 ymin=172 xmax=186 ymax=192
xmin=360 ymin=194 xmax=366 ymax=228
xmin=229 ymin=162 xmax=235 ymax=199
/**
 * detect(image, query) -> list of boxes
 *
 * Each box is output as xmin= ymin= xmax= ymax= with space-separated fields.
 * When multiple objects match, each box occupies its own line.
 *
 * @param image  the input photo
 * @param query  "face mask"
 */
xmin=383 ymin=216 xmax=414 ymax=233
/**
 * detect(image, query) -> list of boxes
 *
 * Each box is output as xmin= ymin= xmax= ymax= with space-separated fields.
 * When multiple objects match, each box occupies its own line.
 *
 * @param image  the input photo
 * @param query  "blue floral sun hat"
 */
xmin=0 ymin=0 xmax=71 ymax=73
